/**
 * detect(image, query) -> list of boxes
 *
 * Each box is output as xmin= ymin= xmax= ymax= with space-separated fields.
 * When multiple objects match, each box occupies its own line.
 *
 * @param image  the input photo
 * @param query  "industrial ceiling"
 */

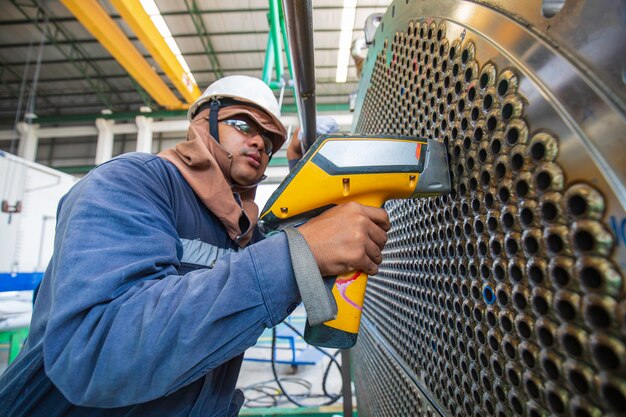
xmin=0 ymin=0 xmax=390 ymax=129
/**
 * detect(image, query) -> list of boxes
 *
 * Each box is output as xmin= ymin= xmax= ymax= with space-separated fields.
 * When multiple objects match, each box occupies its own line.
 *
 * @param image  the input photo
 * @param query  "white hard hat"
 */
xmin=188 ymin=75 xmax=284 ymax=132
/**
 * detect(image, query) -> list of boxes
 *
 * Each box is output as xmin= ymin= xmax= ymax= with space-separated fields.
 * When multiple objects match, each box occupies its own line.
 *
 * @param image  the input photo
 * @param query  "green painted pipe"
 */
xmin=268 ymin=0 xmax=284 ymax=84
xmin=262 ymin=25 xmax=275 ymax=85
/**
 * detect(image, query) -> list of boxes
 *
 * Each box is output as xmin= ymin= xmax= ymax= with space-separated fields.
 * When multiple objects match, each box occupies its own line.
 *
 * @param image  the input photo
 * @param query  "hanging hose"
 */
xmin=25 ymin=13 xmax=47 ymax=122
xmin=278 ymin=82 xmax=286 ymax=111
xmin=2 ymin=11 xmax=48 ymax=239
xmin=2 ymin=39 xmax=34 ymax=205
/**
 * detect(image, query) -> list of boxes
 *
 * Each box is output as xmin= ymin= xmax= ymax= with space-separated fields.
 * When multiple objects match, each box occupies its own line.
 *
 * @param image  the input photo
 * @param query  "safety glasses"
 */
xmin=221 ymin=119 xmax=274 ymax=157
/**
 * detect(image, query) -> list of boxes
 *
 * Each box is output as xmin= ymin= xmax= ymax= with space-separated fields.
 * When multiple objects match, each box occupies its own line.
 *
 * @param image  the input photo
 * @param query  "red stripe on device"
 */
xmin=415 ymin=143 xmax=422 ymax=161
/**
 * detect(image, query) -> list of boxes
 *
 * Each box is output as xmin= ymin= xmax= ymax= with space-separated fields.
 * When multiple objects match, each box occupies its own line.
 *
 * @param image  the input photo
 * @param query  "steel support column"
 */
xmin=135 ymin=115 xmax=153 ymax=154
xmin=16 ymin=122 xmax=38 ymax=161
xmin=95 ymin=118 xmax=115 ymax=165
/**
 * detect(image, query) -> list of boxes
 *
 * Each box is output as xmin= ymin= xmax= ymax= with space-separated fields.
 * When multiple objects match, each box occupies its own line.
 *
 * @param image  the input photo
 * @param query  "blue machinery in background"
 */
xmin=0 ymin=274 xmax=40 ymax=366
xmin=246 ymin=317 xmax=326 ymax=368
xmin=0 ymin=272 xmax=43 ymax=292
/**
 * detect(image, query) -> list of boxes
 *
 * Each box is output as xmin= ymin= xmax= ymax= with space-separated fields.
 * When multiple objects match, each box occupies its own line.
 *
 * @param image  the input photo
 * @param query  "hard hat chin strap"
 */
xmin=209 ymin=99 xmax=221 ymax=144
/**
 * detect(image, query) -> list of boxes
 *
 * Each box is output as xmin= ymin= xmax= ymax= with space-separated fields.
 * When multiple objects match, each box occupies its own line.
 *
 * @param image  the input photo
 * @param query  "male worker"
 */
xmin=0 ymin=75 xmax=389 ymax=416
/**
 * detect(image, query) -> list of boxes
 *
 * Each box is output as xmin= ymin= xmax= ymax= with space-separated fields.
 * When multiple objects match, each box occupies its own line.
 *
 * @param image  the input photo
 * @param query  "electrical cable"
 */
xmin=280 ymin=321 xmax=342 ymax=404
xmin=243 ymin=377 xmax=312 ymax=408
xmin=241 ymin=320 xmax=343 ymax=408
xmin=321 ymin=349 xmax=341 ymax=400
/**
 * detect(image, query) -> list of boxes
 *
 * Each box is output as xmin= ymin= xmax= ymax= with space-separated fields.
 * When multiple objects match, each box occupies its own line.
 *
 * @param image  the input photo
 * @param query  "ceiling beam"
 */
xmin=162 ymin=5 xmax=383 ymax=15
xmin=60 ymin=0 xmax=184 ymax=109
xmin=110 ymin=0 xmax=201 ymax=104
xmin=1 ymin=47 xmax=351 ymax=67
xmin=14 ymin=88 xmax=353 ymax=101
xmin=10 ymin=0 xmax=119 ymax=108
xmin=1 ymin=101 xmax=146 ymax=113
xmin=9 ymin=0 xmax=153 ymax=111
xmin=0 ymin=29 xmax=360 ymax=49
xmin=184 ymin=0 xmax=223 ymax=79
xmin=0 ymin=65 xmax=359 ymax=85
xmin=0 ymin=55 xmax=56 ymax=109
xmin=50 ymin=103 xmax=350 ymax=123
xmin=0 ymin=5 xmax=385 ymax=25
xmin=0 ymin=94 xmax=348 ymax=123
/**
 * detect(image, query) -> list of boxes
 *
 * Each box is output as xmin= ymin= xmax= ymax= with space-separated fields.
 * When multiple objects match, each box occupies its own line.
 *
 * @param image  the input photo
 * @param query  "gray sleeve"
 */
xmin=283 ymin=227 xmax=337 ymax=326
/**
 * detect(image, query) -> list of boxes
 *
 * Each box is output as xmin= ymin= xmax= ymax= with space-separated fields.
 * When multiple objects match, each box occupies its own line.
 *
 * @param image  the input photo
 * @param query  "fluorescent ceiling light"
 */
xmin=177 ymin=55 xmax=197 ymax=84
xmin=139 ymin=0 xmax=159 ymax=16
xmin=164 ymin=36 xmax=181 ymax=56
xmin=139 ymin=0 xmax=196 ymax=89
xmin=177 ymin=55 xmax=191 ymax=73
xmin=150 ymin=15 xmax=172 ymax=38
xmin=335 ymin=0 xmax=357 ymax=83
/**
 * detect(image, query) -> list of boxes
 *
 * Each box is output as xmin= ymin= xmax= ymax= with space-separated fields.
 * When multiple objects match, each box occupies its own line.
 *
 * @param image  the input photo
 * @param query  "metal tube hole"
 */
xmin=568 ymin=195 xmax=587 ymax=216
xmin=498 ymin=79 xmax=509 ymax=96
xmin=562 ymin=333 xmax=583 ymax=357
xmin=531 ymin=141 xmax=546 ymax=161
xmin=601 ymin=381 xmax=626 ymax=412
xmin=542 ymin=201 xmax=558 ymax=221
xmin=574 ymin=230 xmax=594 ymax=252
xmin=517 ymin=321 xmax=532 ymax=339
xmin=520 ymin=207 xmax=534 ymax=226
xmin=516 ymin=180 xmax=529 ymax=197
xmin=592 ymin=343 xmax=619 ymax=370
xmin=537 ymin=326 xmax=554 ymax=346
xmin=536 ymin=171 xmax=551 ymax=190
xmin=513 ymin=292 xmax=527 ymax=310
xmin=586 ymin=304 xmax=611 ymax=328
xmin=542 ymin=357 xmax=560 ymax=379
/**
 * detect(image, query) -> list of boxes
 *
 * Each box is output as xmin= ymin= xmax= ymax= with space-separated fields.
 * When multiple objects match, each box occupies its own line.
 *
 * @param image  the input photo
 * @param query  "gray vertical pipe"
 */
xmin=341 ymin=349 xmax=354 ymax=417
xmin=281 ymin=0 xmax=317 ymax=152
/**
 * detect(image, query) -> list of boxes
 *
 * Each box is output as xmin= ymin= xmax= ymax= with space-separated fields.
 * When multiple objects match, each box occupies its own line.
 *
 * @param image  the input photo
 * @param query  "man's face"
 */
xmin=218 ymin=114 xmax=274 ymax=185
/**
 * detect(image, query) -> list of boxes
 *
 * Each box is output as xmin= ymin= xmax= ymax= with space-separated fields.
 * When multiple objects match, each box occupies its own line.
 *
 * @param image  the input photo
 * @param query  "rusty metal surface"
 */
xmin=351 ymin=1 xmax=625 ymax=416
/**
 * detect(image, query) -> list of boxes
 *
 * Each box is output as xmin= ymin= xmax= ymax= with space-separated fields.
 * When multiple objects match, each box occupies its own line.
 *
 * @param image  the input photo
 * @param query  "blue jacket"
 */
xmin=0 ymin=153 xmax=301 ymax=416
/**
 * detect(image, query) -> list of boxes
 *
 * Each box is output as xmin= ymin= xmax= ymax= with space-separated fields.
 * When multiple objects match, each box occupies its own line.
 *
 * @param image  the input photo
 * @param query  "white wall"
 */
xmin=0 ymin=151 xmax=78 ymax=273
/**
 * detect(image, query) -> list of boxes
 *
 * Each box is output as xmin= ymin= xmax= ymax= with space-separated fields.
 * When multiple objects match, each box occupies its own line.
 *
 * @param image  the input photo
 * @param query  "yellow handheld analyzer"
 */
xmin=260 ymin=134 xmax=451 ymax=348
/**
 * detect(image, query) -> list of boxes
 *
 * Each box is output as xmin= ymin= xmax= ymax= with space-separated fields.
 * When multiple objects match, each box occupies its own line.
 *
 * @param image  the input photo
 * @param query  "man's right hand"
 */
xmin=297 ymin=202 xmax=391 ymax=277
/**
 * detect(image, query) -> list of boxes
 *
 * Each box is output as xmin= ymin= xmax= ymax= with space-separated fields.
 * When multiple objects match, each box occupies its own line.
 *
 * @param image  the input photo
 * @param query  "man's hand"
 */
xmin=297 ymin=202 xmax=391 ymax=276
